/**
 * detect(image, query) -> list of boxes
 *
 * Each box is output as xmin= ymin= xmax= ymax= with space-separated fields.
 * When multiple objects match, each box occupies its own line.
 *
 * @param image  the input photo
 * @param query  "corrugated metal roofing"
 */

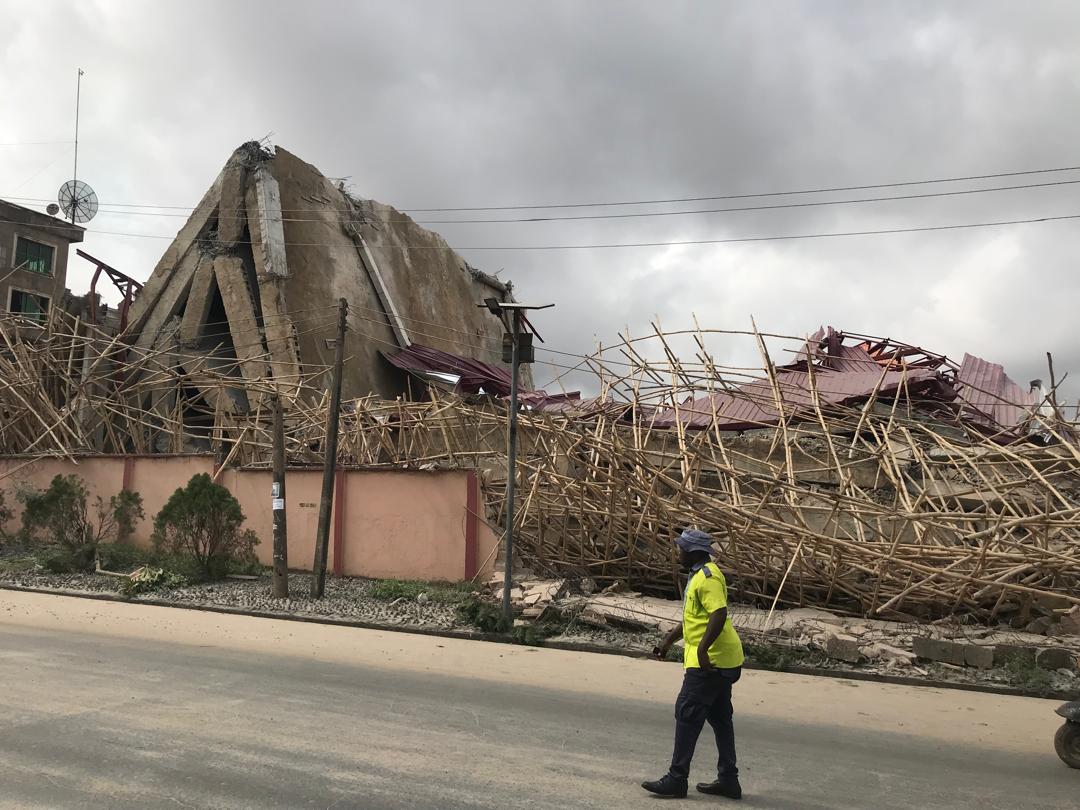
xmin=384 ymin=344 xmax=514 ymax=396
xmin=955 ymin=353 xmax=1036 ymax=432
xmin=652 ymin=366 xmax=939 ymax=429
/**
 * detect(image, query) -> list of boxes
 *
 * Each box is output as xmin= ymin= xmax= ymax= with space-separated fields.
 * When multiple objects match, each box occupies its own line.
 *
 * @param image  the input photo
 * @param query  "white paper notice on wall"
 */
xmin=272 ymin=498 xmax=285 ymax=511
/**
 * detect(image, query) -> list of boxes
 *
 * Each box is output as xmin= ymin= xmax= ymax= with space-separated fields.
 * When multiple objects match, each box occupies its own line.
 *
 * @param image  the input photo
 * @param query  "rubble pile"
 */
xmin=2 ymin=145 xmax=1079 ymax=624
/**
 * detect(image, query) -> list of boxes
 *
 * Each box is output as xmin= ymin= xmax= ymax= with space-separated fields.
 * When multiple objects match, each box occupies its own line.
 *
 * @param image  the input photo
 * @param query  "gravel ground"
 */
xmin=1 ymin=547 xmax=1076 ymax=697
xmin=154 ymin=576 xmax=469 ymax=630
xmin=0 ymin=547 xmax=470 ymax=631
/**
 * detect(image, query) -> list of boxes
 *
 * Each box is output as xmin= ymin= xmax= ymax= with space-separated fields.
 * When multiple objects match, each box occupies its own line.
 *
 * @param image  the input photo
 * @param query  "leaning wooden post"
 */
xmin=271 ymin=392 xmax=289 ymax=599
xmin=311 ymin=298 xmax=348 ymax=598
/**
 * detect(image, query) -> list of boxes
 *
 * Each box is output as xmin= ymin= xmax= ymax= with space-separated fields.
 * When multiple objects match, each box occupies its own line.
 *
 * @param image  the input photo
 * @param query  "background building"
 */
xmin=0 ymin=199 xmax=84 ymax=322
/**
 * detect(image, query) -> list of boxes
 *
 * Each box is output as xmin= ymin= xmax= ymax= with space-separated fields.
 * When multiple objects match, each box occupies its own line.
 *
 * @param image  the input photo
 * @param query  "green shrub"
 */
xmin=0 ymin=554 xmax=38 ymax=575
xmin=111 ymin=490 xmax=145 ymax=545
xmin=41 ymin=547 xmax=96 ymax=574
xmin=370 ymin=579 xmax=475 ymax=605
xmin=17 ymin=476 xmax=144 ymax=573
xmin=98 ymin=541 xmax=151 ymax=572
xmin=743 ymin=642 xmax=827 ymax=671
xmin=152 ymin=474 xmax=256 ymax=579
xmin=1002 ymin=653 xmax=1055 ymax=694
xmin=0 ymin=489 xmax=13 ymax=543
xmin=457 ymin=598 xmax=508 ymax=633
xmin=120 ymin=566 xmax=188 ymax=597
xmin=20 ymin=475 xmax=90 ymax=552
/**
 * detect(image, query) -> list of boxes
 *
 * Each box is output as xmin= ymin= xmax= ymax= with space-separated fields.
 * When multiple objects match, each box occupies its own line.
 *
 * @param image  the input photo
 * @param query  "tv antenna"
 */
xmin=58 ymin=68 xmax=98 ymax=225
xmin=58 ymin=180 xmax=98 ymax=224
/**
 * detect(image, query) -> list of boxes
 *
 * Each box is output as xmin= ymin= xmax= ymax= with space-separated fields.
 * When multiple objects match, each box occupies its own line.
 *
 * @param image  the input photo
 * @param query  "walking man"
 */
xmin=642 ymin=528 xmax=744 ymax=800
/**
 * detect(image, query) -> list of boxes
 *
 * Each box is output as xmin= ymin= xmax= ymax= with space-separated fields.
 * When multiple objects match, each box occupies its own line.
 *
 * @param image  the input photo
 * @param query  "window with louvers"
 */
xmin=9 ymin=289 xmax=49 ymax=321
xmin=14 ymin=236 xmax=54 ymax=275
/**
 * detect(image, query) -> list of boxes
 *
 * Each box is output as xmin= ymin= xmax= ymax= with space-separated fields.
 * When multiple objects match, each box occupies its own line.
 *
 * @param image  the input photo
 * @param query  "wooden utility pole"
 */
xmin=271 ymin=393 xmax=289 ymax=598
xmin=312 ymin=298 xmax=348 ymax=597
xmin=477 ymin=298 xmax=553 ymax=629
xmin=501 ymin=308 xmax=522 ymax=627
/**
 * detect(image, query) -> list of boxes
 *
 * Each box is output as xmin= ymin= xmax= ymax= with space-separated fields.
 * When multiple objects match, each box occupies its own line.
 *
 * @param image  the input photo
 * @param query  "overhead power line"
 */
xmin=408 ymin=178 xmax=1080 ymax=224
xmin=0 ymin=140 xmax=74 ymax=147
xmin=16 ymin=176 xmax=1080 ymax=227
xmin=403 ymin=164 xmax=1080 ymax=212
xmin=3 ymin=211 xmax=1078 ymax=249
xmin=3 ymin=162 xmax=1080 ymax=215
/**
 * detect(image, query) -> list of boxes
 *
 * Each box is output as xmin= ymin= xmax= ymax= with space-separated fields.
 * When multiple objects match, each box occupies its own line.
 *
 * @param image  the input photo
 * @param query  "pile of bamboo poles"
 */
xmin=2 ymin=310 xmax=1079 ymax=620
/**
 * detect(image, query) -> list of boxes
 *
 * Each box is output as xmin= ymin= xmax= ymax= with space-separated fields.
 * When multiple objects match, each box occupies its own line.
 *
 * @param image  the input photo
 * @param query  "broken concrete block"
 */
xmin=994 ymin=643 xmax=1037 ymax=667
xmin=825 ymin=635 xmax=861 ymax=664
xmin=134 ymin=249 xmax=204 ymax=352
xmin=1055 ymin=606 xmax=1080 ymax=637
xmin=964 ymin=644 xmax=995 ymax=670
xmin=178 ymin=256 xmax=216 ymax=346
xmin=1037 ymin=647 xmax=1076 ymax=671
xmin=128 ymin=175 xmax=223 ymax=335
xmin=860 ymin=642 xmax=916 ymax=666
xmin=1024 ymin=616 xmax=1054 ymax=636
xmin=217 ymin=162 xmax=247 ymax=247
xmin=246 ymin=166 xmax=288 ymax=279
xmin=913 ymin=637 xmax=967 ymax=667
xmin=214 ymin=255 xmax=266 ymax=391
xmin=521 ymin=606 xmax=544 ymax=619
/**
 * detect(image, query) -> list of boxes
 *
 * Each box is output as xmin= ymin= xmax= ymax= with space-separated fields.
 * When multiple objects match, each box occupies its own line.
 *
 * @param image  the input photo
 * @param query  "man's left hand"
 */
xmin=697 ymin=650 xmax=714 ymax=672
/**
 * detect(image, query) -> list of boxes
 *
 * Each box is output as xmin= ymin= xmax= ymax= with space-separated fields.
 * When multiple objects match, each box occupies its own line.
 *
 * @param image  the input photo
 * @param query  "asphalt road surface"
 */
xmin=0 ymin=590 xmax=1076 ymax=809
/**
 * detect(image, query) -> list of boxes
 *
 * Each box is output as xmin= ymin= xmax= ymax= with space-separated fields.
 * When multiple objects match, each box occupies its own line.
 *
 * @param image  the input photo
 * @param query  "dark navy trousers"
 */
xmin=668 ymin=666 xmax=741 ymax=781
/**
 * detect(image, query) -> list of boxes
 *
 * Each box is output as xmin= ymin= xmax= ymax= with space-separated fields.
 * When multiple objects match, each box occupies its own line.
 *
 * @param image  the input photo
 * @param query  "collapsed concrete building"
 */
xmin=125 ymin=142 xmax=518 ymax=423
xmin=2 ymin=143 xmax=1079 ymax=621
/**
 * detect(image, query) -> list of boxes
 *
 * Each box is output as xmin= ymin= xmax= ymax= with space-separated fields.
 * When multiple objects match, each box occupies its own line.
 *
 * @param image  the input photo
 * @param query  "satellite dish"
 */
xmin=46 ymin=203 xmax=60 ymax=216
xmin=58 ymin=179 xmax=98 ymax=224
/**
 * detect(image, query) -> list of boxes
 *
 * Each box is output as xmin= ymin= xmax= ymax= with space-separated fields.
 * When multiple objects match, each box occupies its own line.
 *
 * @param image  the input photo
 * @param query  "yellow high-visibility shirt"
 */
xmin=682 ymin=562 xmax=744 ymax=670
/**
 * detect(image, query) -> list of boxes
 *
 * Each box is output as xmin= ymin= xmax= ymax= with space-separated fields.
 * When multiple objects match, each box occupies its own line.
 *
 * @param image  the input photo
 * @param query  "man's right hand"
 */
xmin=652 ymin=645 xmax=669 ymax=660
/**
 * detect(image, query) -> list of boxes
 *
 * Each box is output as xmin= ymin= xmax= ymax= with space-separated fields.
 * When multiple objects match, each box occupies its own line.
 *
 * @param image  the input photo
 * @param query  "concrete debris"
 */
xmin=1037 ymin=647 xmax=1076 ymax=671
xmin=494 ymin=582 xmax=1080 ymax=673
xmin=824 ymin=634 xmax=861 ymax=664
xmin=4 ymin=146 xmax=1080 ymax=629
xmin=913 ymin=637 xmax=969 ymax=667
xmin=994 ymin=643 xmax=1037 ymax=667
xmin=1055 ymin=606 xmax=1080 ymax=637
xmin=859 ymin=642 xmax=917 ymax=667
xmin=126 ymin=142 xmax=518 ymax=413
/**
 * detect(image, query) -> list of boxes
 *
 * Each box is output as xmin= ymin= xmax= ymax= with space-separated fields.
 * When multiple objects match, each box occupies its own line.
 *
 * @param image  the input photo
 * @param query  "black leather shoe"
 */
xmin=641 ymin=774 xmax=689 ymax=798
xmin=696 ymin=778 xmax=742 ymax=799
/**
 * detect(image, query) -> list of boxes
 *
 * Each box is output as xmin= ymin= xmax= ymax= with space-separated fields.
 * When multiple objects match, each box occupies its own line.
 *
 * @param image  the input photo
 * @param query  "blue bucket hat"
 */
xmin=675 ymin=528 xmax=713 ymax=554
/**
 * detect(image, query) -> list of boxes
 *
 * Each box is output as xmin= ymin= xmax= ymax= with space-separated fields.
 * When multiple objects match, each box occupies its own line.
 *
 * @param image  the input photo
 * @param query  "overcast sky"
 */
xmin=2 ymin=1 xmax=1079 ymax=400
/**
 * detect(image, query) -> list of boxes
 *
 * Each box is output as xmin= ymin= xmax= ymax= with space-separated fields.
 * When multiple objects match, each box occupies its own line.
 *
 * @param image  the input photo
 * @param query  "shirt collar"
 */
xmin=689 ymin=560 xmax=709 ymax=574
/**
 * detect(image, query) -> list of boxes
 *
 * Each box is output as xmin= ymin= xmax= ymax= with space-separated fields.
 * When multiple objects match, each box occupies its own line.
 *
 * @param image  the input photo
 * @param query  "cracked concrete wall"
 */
xmin=129 ymin=143 xmax=518 ymax=418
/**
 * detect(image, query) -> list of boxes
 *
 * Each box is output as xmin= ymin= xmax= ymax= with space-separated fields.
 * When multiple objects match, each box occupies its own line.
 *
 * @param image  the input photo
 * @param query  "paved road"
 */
xmin=0 ymin=591 xmax=1076 ymax=809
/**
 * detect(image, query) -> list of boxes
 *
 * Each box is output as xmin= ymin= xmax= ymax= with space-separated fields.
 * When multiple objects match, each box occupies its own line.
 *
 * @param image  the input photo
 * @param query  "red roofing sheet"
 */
xmin=955 ymin=353 xmax=1035 ymax=432
xmin=652 ymin=366 xmax=939 ymax=430
xmin=384 ymin=344 xmax=514 ymax=396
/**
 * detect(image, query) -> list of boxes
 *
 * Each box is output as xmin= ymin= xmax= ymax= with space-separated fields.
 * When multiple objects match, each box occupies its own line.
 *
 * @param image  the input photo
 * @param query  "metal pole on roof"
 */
xmin=502 ymin=308 xmax=522 ymax=627
xmin=72 ymin=68 xmax=83 ymax=225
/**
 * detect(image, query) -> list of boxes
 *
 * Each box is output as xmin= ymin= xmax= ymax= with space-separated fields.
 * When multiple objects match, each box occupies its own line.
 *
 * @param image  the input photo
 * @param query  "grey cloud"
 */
xmin=2 ymin=0 xmax=1079 ymax=400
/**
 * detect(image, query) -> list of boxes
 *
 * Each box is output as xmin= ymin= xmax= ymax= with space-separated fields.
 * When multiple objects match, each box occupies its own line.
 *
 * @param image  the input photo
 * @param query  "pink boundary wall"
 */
xmin=0 ymin=456 xmax=499 ymax=583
